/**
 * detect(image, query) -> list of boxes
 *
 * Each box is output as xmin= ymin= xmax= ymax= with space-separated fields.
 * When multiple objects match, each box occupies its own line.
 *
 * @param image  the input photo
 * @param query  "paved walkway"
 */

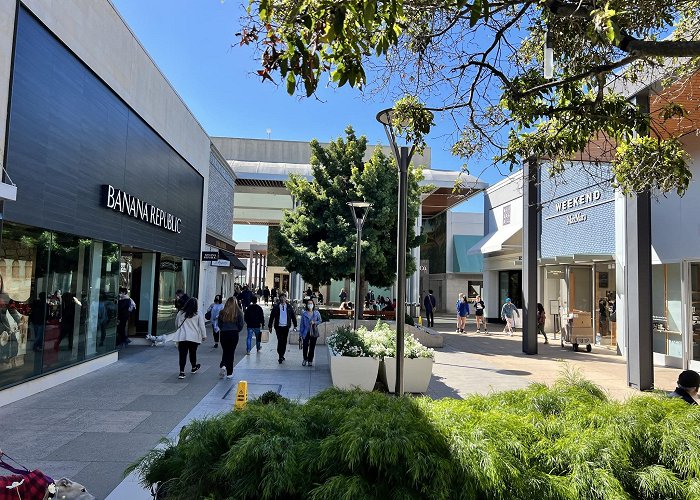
xmin=427 ymin=315 xmax=678 ymax=401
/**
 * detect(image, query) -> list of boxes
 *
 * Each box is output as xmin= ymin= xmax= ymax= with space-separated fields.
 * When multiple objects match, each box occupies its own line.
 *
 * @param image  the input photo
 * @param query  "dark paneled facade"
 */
xmin=5 ymin=7 xmax=203 ymax=259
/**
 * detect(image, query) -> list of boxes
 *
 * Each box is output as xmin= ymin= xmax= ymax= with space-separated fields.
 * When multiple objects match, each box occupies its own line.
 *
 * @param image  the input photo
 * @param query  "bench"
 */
xmin=362 ymin=309 xmax=396 ymax=321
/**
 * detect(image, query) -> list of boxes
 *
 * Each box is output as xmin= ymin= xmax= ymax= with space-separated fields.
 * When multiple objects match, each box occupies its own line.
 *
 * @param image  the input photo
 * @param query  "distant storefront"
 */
xmin=0 ymin=7 xmax=203 ymax=391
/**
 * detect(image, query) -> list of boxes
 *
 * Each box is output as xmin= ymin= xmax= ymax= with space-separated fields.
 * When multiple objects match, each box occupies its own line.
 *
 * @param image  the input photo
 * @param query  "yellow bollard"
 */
xmin=417 ymin=315 xmax=423 ymax=326
xmin=234 ymin=380 xmax=248 ymax=411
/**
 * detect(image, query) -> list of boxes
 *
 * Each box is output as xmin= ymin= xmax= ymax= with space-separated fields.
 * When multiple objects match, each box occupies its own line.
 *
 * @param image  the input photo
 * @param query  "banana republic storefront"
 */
xmin=0 ymin=7 xmax=203 ymax=393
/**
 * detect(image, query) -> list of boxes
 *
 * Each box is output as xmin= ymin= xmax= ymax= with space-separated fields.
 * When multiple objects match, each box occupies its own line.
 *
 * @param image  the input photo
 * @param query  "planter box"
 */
xmin=328 ymin=346 xmax=379 ymax=391
xmin=381 ymin=357 xmax=434 ymax=394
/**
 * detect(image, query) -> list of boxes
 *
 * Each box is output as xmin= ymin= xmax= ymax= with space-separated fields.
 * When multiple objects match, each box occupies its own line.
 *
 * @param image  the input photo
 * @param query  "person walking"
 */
xmin=423 ymin=290 xmax=437 ymax=328
xmin=456 ymin=295 xmax=470 ymax=333
xmin=172 ymin=294 xmax=206 ymax=379
xmin=217 ymin=297 xmax=245 ymax=379
xmin=455 ymin=293 xmax=464 ymax=333
xmin=501 ymin=298 xmax=519 ymax=336
xmin=299 ymin=299 xmax=322 ymax=367
xmin=536 ymin=302 xmax=548 ymax=344
xmin=263 ymin=286 xmax=270 ymax=305
xmin=268 ymin=293 xmax=297 ymax=364
xmin=207 ymin=295 xmax=224 ymax=349
xmin=244 ymin=295 xmax=265 ymax=354
xmin=472 ymin=295 xmax=487 ymax=334
xmin=240 ymin=285 xmax=253 ymax=311
xmin=116 ymin=287 xmax=135 ymax=348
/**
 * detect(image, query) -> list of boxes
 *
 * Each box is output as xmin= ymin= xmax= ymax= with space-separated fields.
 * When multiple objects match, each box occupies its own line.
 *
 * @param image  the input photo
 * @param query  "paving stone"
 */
xmin=46 ymin=433 xmax=162 ymax=462
xmin=71 ymin=461 xmax=132 ymax=500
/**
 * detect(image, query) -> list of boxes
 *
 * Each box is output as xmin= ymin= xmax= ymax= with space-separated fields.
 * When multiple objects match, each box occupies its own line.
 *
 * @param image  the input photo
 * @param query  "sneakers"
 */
xmin=246 ymin=350 xmax=251 ymax=355
xmin=308 ymin=362 xmax=313 ymax=367
xmin=302 ymin=360 xmax=307 ymax=366
xmin=256 ymin=346 xmax=261 ymax=352
xmin=544 ymin=339 xmax=549 ymax=344
xmin=225 ymin=374 xmax=234 ymax=379
xmin=178 ymin=372 xmax=185 ymax=379
xmin=219 ymin=367 xmax=226 ymax=379
xmin=191 ymin=364 xmax=201 ymax=374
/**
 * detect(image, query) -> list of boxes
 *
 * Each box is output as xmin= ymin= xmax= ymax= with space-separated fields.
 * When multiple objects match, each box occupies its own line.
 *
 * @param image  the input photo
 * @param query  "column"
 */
xmin=522 ymin=158 xmax=538 ymax=355
xmin=248 ymin=250 xmax=254 ymax=285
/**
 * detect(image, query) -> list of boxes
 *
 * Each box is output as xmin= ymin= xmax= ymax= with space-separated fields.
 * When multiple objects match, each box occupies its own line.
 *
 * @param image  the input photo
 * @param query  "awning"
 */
xmin=467 ymin=224 xmax=521 ymax=255
xmin=218 ymin=250 xmax=247 ymax=270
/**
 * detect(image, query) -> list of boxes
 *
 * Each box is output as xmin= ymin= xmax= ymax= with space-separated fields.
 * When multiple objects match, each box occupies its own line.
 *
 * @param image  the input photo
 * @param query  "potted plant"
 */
xmin=365 ymin=321 xmax=434 ymax=394
xmin=327 ymin=325 xmax=380 ymax=391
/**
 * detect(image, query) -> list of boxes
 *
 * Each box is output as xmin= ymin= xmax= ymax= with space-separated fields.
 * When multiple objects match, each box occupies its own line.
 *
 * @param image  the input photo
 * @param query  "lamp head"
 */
xmin=347 ymin=201 xmax=372 ymax=225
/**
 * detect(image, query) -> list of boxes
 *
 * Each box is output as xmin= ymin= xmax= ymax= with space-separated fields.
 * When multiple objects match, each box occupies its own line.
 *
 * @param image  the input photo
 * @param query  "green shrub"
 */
xmin=255 ymin=391 xmax=288 ymax=405
xmin=129 ymin=380 xmax=700 ymax=500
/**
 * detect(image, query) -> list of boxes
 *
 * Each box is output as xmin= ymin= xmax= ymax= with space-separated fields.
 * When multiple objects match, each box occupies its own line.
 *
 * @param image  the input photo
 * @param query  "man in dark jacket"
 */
xmin=268 ymin=294 xmax=297 ymax=364
xmin=244 ymin=296 xmax=266 ymax=354
xmin=240 ymin=286 xmax=253 ymax=311
xmin=423 ymin=290 xmax=437 ymax=327
xmin=669 ymin=370 xmax=699 ymax=405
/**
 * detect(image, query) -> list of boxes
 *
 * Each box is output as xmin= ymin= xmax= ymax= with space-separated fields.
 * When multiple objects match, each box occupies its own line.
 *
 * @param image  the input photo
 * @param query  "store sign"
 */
xmin=101 ymin=185 xmax=182 ymax=234
xmin=555 ymin=189 xmax=601 ymax=212
xmin=566 ymin=213 xmax=588 ymax=225
xmin=503 ymin=204 xmax=511 ymax=225
xmin=202 ymin=251 xmax=219 ymax=262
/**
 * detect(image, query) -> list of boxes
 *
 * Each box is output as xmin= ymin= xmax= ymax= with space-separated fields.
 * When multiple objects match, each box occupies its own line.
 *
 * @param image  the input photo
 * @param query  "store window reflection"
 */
xmin=156 ymin=255 xmax=198 ymax=335
xmin=691 ymin=264 xmax=700 ymax=363
xmin=0 ymin=222 xmax=122 ymax=390
xmin=652 ymin=264 xmax=683 ymax=359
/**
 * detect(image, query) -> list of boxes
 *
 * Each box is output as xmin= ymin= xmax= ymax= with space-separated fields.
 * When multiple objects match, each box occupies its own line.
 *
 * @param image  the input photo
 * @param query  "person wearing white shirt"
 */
xmin=268 ymin=294 xmax=297 ymax=364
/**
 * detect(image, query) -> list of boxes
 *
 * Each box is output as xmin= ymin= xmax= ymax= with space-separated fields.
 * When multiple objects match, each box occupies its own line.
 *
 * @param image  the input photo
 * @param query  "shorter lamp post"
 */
xmin=348 ymin=201 xmax=372 ymax=332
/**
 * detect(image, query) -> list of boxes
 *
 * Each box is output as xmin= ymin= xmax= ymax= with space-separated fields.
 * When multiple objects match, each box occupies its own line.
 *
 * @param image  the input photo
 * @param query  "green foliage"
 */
xmin=613 ymin=136 xmax=692 ymax=196
xmin=327 ymin=325 xmax=371 ymax=357
xmin=131 ymin=380 xmax=700 ymax=500
xmin=255 ymin=390 xmax=288 ymax=405
xmin=240 ymin=0 xmax=700 ymax=197
xmin=274 ymin=126 xmax=423 ymax=288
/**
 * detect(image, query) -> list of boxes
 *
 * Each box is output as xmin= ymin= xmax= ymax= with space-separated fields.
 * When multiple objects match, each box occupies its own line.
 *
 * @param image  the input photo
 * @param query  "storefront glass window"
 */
xmin=156 ymin=255 xmax=198 ymax=334
xmin=0 ymin=223 xmax=122 ymax=390
xmin=498 ymin=270 xmax=522 ymax=311
xmin=690 ymin=264 xmax=700 ymax=363
xmin=652 ymin=264 xmax=683 ymax=358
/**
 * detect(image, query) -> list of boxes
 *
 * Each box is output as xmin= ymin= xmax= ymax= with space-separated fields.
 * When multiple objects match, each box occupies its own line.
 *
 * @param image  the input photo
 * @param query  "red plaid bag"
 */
xmin=0 ymin=470 xmax=53 ymax=500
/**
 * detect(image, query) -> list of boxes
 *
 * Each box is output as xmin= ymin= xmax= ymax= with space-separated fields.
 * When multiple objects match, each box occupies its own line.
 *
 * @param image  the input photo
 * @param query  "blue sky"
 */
xmin=111 ymin=0 xmax=505 ymax=242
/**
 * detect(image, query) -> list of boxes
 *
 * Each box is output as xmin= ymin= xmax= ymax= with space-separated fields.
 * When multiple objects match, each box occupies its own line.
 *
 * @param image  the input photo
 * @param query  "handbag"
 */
xmin=310 ymin=323 xmax=320 ymax=338
xmin=205 ymin=310 xmax=212 ymax=321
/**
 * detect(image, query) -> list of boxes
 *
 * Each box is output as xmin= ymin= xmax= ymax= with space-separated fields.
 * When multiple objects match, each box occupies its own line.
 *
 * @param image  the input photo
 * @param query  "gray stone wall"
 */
xmin=207 ymin=150 xmax=235 ymax=239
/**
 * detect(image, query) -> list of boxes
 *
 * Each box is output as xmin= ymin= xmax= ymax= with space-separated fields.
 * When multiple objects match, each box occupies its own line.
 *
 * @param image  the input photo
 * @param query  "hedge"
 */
xmin=129 ymin=375 xmax=700 ymax=499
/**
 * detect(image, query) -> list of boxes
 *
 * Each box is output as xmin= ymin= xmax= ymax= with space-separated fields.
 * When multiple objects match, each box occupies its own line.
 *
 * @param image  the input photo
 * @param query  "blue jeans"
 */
xmin=247 ymin=327 xmax=261 ymax=352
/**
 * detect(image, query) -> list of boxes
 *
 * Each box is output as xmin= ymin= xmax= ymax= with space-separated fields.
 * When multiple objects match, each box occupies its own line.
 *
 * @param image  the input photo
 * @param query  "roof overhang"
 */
xmin=467 ymin=225 xmax=521 ymax=255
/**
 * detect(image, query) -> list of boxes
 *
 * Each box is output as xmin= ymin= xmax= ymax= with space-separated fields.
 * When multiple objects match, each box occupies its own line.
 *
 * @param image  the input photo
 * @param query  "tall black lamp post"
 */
xmin=376 ymin=108 xmax=420 ymax=397
xmin=348 ymin=201 xmax=372 ymax=332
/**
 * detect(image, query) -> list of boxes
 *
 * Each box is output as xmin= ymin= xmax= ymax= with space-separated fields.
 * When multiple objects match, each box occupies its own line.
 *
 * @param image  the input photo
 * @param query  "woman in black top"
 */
xmin=472 ymin=295 xmax=487 ymax=334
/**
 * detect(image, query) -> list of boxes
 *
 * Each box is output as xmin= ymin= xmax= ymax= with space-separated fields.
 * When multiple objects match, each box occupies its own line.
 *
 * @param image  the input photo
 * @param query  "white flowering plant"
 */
xmin=360 ymin=320 xmax=434 ymax=360
xmin=327 ymin=325 xmax=371 ymax=357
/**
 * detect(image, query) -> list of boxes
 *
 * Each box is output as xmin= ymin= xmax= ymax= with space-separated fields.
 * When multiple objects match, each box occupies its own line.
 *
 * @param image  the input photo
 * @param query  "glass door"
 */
xmin=690 ymin=263 xmax=700 ymax=370
xmin=569 ymin=266 xmax=593 ymax=340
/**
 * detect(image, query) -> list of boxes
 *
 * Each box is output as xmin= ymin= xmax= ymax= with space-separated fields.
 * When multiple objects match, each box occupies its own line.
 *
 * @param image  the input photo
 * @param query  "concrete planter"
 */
xmin=381 ymin=357 xmax=434 ymax=394
xmin=328 ymin=346 xmax=379 ymax=391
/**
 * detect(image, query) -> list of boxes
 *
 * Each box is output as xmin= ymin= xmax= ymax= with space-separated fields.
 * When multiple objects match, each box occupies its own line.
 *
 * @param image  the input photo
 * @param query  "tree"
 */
xmin=273 ymin=127 xmax=423 ymax=299
xmin=239 ymin=0 xmax=700 ymax=195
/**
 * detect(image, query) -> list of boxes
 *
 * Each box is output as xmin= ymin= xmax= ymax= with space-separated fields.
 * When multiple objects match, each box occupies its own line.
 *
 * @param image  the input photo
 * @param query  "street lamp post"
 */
xmin=348 ymin=201 xmax=372 ymax=332
xmin=376 ymin=108 xmax=421 ymax=397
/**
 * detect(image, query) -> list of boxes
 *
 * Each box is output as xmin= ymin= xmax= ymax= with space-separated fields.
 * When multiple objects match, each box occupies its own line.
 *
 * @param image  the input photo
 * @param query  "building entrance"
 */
xmin=120 ymin=249 xmax=157 ymax=338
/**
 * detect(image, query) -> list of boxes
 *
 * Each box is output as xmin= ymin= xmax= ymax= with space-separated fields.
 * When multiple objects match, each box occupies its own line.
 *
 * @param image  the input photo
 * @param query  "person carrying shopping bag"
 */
xmin=299 ymin=299 xmax=322 ymax=367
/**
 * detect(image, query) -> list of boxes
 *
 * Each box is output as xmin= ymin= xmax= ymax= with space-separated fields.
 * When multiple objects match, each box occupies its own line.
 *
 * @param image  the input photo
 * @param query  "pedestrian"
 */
xmin=472 ymin=295 xmax=487 ymax=334
xmin=116 ymin=287 xmax=135 ymax=347
xmin=455 ymin=293 xmax=464 ymax=332
xmin=456 ymin=295 xmax=470 ymax=333
xmin=271 ymin=287 xmax=278 ymax=303
xmin=501 ymin=297 xmax=519 ymax=336
xmin=423 ymin=289 xmax=436 ymax=327
xmin=300 ymin=299 xmax=322 ymax=367
xmin=206 ymin=294 xmax=224 ymax=349
xmin=268 ymin=293 xmax=297 ymax=364
xmin=240 ymin=285 xmax=253 ymax=311
xmin=317 ymin=291 xmax=324 ymax=305
xmin=536 ymin=302 xmax=548 ymax=344
xmin=339 ymin=288 xmax=347 ymax=303
xmin=244 ymin=295 xmax=265 ymax=354
xmin=217 ymin=297 xmax=244 ymax=379
xmin=263 ymin=285 xmax=270 ymax=305
xmin=668 ymin=370 xmax=699 ymax=405
xmin=172 ymin=294 xmax=206 ymax=380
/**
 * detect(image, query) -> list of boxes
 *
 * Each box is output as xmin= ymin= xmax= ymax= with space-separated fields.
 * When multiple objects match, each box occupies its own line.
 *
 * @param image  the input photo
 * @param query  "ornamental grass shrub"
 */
xmin=129 ymin=375 xmax=700 ymax=500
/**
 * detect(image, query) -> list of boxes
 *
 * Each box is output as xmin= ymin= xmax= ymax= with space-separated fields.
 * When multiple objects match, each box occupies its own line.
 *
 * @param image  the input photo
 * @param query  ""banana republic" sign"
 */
xmin=101 ymin=184 xmax=182 ymax=233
